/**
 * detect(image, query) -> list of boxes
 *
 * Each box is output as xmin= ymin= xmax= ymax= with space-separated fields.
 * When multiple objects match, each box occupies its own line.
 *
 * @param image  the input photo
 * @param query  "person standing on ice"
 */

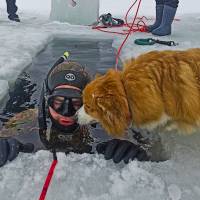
xmin=147 ymin=0 xmax=179 ymax=36
xmin=5 ymin=0 xmax=20 ymax=22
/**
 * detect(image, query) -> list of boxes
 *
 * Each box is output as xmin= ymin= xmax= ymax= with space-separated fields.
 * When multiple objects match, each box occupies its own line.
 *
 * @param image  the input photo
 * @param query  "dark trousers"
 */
xmin=155 ymin=0 xmax=179 ymax=8
xmin=6 ymin=0 xmax=18 ymax=16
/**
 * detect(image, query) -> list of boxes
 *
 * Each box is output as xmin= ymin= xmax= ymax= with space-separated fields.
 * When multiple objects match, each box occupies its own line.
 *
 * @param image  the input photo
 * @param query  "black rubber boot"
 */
xmin=152 ymin=5 xmax=177 ymax=36
xmin=147 ymin=4 xmax=164 ymax=32
xmin=8 ymin=14 xmax=20 ymax=22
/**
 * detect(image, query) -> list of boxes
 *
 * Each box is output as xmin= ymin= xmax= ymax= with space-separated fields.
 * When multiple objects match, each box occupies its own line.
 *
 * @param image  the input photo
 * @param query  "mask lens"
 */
xmin=52 ymin=96 xmax=65 ymax=111
xmin=71 ymin=98 xmax=82 ymax=110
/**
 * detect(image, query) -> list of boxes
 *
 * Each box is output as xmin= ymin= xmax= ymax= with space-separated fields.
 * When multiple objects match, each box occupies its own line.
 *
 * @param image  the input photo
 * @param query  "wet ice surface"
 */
xmin=23 ymin=37 xmax=118 ymax=102
xmin=0 ymin=11 xmax=200 ymax=200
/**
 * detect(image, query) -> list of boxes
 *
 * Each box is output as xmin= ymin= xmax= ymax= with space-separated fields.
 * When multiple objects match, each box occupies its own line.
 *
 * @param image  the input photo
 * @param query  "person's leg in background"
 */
xmin=152 ymin=0 xmax=179 ymax=36
xmin=147 ymin=0 xmax=164 ymax=32
xmin=6 ymin=0 xmax=20 ymax=22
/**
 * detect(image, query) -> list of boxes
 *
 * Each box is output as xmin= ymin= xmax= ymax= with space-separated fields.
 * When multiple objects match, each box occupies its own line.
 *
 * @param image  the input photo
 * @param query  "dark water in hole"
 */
xmin=1 ymin=38 xmax=119 ymax=116
xmin=0 ymin=38 xmax=118 ymax=151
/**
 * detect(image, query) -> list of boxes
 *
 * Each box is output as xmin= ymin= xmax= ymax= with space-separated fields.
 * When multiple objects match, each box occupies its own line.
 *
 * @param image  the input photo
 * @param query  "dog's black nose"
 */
xmin=91 ymin=123 xmax=97 ymax=128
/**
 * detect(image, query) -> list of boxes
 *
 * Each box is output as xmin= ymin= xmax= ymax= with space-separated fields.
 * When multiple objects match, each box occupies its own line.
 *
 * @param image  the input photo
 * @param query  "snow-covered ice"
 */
xmin=0 ymin=6 xmax=200 ymax=200
xmin=1 ymin=131 xmax=200 ymax=200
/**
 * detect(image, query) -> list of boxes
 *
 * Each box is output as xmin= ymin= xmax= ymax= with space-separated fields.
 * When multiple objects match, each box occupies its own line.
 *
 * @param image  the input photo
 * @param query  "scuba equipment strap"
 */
xmin=153 ymin=39 xmax=178 ymax=46
xmin=134 ymin=38 xmax=178 ymax=46
xmin=38 ymin=83 xmax=47 ymax=130
xmin=54 ymin=84 xmax=82 ymax=91
xmin=39 ymin=150 xmax=57 ymax=200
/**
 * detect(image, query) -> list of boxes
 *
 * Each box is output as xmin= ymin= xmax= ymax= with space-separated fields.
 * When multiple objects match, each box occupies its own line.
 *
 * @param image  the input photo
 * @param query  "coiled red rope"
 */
xmin=92 ymin=0 xmax=147 ymax=70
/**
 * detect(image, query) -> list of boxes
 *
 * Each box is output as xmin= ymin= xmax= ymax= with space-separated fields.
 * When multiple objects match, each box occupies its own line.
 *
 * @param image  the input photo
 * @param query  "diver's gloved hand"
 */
xmin=0 ymin=138 xmax=34 ymax=167
xmin=96 ymin=139 xmax=150 ymax=164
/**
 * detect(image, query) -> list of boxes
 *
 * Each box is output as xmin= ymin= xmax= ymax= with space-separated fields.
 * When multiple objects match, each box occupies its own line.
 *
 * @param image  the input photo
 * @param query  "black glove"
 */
xmin=96 ymin=139 xmax=150 ymax=164
xmin=0 ymin=138 xmax=34 ymax=167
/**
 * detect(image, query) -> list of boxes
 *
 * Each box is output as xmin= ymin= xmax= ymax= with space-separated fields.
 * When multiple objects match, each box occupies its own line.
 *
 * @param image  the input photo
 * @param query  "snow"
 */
xmin=0 ymin=4 xmax=200 ymax=200
xmin=1 ymin=132 xmax=200 ymax=200
xmin=168 ymin=184 xmax=182 ymax=200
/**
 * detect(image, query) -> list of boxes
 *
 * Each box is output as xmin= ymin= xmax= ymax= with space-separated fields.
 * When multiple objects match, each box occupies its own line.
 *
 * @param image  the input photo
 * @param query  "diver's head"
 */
xmin=46 ymin=61 xmax=91 ymax=133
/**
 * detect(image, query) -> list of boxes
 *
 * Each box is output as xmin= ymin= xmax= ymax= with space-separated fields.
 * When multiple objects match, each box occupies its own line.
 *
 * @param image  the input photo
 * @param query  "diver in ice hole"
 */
xmin=0 ymin=53 xmax=161 ymax=168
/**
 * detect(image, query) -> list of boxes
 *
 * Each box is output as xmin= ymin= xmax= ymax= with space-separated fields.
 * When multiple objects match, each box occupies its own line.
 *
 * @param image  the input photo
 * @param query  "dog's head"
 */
xmin=76 ymin=69 xmax=131 ymax=138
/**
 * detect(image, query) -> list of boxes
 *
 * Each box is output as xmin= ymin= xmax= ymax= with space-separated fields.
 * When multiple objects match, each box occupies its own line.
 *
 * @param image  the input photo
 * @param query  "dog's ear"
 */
xmin=96 ymin=94 xmax=131 ymax=138
xmin=95 ymin=73 xmax=101 ymax=79
xmin=85 ymin=69 xmax=131 ymax=138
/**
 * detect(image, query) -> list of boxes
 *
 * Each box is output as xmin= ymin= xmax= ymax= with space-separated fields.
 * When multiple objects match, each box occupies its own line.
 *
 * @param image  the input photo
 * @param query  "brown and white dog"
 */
xmin=76 ymin=48 xmax=200 ymax=138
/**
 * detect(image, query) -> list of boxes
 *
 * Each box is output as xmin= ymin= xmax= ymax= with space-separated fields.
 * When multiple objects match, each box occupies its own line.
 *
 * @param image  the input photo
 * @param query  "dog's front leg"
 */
xmin=128 ymin=128 xmax=168 ymax=162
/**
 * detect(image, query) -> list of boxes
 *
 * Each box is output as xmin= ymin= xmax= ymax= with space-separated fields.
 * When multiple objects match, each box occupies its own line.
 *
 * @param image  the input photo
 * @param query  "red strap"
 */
xmin=55 ymin=84 xmax=81 ymax=91
xmin=39 ymin=159 xmax=58 ymax=200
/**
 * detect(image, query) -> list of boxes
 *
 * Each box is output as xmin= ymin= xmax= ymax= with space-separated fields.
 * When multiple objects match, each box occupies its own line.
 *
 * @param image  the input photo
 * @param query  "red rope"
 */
xmin=115 ymin=0 xmax=144 ymax=69
xmin=93 ymin=24 xmax=127 ymax=35
xmin=92 ymin=0 xmax=146 ymax=70
xmin=39 ymin=159 xmax=58 ymax=200
xmin=125 ymin=0 xmax=138 ymax=28
xmin=93 ymin=0 xmax=180 ymax=69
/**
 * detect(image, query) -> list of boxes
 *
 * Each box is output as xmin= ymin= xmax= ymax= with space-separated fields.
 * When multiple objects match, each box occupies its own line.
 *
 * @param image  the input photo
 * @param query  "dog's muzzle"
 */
xmin=74 ymin=106 xmax=97 ymax=125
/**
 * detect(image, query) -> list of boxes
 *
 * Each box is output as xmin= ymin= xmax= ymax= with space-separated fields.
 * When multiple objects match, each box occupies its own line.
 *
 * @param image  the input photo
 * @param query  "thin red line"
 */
xmin=39 ymin=159 xmax=58 ymax=200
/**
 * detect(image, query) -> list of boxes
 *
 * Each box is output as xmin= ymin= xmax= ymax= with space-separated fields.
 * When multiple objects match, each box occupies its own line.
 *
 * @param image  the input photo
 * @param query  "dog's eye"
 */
xmin=85 ymin=105 xmax=90 ymax=110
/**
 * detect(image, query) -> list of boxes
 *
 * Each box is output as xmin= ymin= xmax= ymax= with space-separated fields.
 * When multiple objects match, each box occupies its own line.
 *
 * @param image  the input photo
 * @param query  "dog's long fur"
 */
xmin=77 ymin=48 xmax=200 ymax=138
